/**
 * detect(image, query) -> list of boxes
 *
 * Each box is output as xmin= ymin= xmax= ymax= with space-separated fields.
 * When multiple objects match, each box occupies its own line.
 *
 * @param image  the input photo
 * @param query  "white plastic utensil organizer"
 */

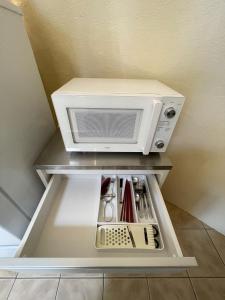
xmin=96 ymin=175 xmax=164 ymax=251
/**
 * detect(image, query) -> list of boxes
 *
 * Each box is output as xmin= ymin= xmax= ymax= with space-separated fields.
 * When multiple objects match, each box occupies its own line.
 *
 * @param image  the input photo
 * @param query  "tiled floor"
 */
xmin=1 ymin=202 xmax=225 ymax=300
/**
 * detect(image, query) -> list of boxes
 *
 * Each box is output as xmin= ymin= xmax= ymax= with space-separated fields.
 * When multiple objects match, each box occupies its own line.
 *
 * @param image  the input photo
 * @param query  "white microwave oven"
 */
xmin=52 ymin=78 xmax=184 ymax=155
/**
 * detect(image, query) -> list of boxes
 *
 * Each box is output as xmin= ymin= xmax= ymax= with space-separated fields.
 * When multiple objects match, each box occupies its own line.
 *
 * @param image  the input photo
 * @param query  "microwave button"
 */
xmin=164 ymin=107 xmax=176 ymax=119
xmin=155 ymin=140 xmax=165 ymax=149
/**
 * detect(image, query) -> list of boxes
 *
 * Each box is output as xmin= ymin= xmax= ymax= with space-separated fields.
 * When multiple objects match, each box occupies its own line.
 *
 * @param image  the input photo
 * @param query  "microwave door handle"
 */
xmin=143 ymin=100 xmax=163 ymax=155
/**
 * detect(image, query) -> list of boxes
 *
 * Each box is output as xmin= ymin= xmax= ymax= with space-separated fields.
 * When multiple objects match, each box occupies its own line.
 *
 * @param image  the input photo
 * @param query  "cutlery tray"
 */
xmin=96 ymin=175 xmax=164 ymax=251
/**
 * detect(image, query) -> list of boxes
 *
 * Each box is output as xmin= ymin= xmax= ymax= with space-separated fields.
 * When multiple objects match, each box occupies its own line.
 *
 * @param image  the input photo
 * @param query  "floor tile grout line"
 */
xmin=189 ymin=277 xmax=199 ymax=300
xmin=184 ymin=269 xmax=189 ymax=278
xmin=202 ymin=222 xmax=212 ymax=230
xmin=146 ymin=277 xmax=151 ymax=300
xmin=147 ymin=276 xmax=208 ymax=279
xmin=60 ymin=276 xmax=103 ymax=279
xmin=103 ymin=276 xmax=146 ymax=278
xmin=147 ymin=275 xmax=225 ymax=279
xmin=15 ymin=276 xmax=61 ymax=279
xmin=200 ymin=220 xmax=207 ymax=230
xmin=102 ymin=276 xmax=104 ymax=300
xmin=6 ymin=277 xmax=17 ymax=300
xmin=55 ymin=277 xmax=61 ymax=300
xmin=188 ymin=276 xmax=225 ymax=278
xmin=187 ymin=271 xmax=225 ymax=279
xmin=147 ymin=276 xmax=188 ymax=278
xmin=187 ymin=268 xmax=191 ymax=278
xmin=205 ymin=229 xmax=225 ymax=267
xmin=103 ymin=272 xmax=146 ymax=278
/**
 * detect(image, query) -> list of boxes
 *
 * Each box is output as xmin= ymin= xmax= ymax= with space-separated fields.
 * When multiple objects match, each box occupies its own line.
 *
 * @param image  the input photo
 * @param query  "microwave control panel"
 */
xmin=150 ymin=98 xmax=184 ymax=152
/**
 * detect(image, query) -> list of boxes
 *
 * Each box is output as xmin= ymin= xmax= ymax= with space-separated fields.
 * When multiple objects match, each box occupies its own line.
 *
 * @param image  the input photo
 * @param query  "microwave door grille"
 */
xmin=68 ymin=108 xmax=142 ymax=144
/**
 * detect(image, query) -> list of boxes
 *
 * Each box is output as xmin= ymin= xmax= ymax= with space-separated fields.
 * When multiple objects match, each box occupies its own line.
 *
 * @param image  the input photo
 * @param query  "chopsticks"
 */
xmin=120 ymin=180 xmax=134 ymax=222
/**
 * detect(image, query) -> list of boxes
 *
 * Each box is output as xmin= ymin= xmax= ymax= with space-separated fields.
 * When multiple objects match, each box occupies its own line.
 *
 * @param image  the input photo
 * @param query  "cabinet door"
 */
xmin=0 ymin=1 xmax=55 ymax=245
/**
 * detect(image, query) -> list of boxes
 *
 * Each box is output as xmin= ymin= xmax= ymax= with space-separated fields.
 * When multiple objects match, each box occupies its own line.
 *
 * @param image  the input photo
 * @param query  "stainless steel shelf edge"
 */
xmin=34 ymin=130 xmax=172 ymax=171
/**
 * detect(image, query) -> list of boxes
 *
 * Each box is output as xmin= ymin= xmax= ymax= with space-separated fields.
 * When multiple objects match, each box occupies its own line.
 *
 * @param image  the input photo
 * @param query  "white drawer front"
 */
xmin=0 ymin=174 xmax=196 ymax=273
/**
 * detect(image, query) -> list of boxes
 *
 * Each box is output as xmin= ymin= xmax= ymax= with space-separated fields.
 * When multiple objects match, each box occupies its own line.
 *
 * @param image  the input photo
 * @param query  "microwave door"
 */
xmin=142 ymin=100 xmax=162 ymax=155
xmin=62 ymin=99 xmax=163 ymax=154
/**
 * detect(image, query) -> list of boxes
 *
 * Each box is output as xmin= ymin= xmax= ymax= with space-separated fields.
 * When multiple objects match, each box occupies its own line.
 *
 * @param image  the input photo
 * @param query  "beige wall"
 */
xmin=21 ymin=0 xmax=225 ymax=233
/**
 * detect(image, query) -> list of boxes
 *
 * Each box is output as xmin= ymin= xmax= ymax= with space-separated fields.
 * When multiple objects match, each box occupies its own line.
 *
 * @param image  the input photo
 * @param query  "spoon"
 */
xmin=135 ymin=192 xmax=140 ymax=211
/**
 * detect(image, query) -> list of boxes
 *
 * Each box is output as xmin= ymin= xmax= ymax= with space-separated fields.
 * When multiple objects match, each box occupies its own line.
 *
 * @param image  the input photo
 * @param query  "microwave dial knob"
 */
xmin=165 ymin=107 xmax=176 ymax=118
xmin=155 ymin=140 xmax=165 ymax=149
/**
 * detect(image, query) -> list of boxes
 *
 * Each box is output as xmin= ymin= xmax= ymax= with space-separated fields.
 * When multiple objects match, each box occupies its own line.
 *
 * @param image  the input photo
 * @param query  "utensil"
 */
xmin=127 ymin=226 xmax=136 ymax=248
xmin=135 ymin=192 xmax=140 ymax=211
xmin=101 ymin=193 xmax=116 ymax=199
xmin=135 ymin=181 xmax=144 ymax=194
xmin=152 ymin=225 xmax=159 ymax=237
xmin=154 ymin=239 xmax=159 ymax=248
xmin=133 ymin=178 xmax=145 ymax=218
xmin=104 ymin=198 xmax=114 ymax=222
xmin=101 ymin=177 xmax=115 ymax=222
xmin=119 ymin=178 xmax=123 ymax=204
xmin=139 ymin=193 xmax=145 ymax=219
xmin=97 ymin=225 xmax=133 ymax=248
xmin=120 ymin=180 xmax=134 ymax=222
xmin=144 ymin=227 xmax=148 ymax=245
xmin=142 ymin=184 xmax=154 ymax=219
xmin=133 ymin=177 xmax=154 ymax=221
xmin=143 ymin=193 xmax=149 ymax=219
xmin=132 ymin=177 xmax=139 ymax=186
xmin=101 ymin=177 xmax=111 ymax=196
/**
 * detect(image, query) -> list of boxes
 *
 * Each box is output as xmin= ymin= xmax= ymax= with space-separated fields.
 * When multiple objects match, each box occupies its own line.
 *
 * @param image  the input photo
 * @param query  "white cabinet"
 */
xmin=0 ymin=0 xmax=55 ymax=248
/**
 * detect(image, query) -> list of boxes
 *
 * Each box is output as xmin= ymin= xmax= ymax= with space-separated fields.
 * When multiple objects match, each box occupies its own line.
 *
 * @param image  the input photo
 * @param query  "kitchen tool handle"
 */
xmin=143 ymin=194 xmax=150 ymax=219
xmin=139 ymin=195 xmax=145 ymax=219
xmin=101 ymin=177 xmax=111 ymax=196
xmin=104 ymin=201 xmax=114 ymax=222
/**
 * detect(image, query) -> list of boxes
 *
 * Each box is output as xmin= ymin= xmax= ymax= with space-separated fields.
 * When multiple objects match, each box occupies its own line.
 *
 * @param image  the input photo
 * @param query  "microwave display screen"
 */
xmin=68 ymin=108 xmax=142 ymax=144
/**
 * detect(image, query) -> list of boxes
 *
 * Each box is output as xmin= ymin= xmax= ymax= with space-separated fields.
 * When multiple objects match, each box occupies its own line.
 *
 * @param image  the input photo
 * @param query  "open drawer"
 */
xmin=0 ymin=174 xmax=197 ymax=273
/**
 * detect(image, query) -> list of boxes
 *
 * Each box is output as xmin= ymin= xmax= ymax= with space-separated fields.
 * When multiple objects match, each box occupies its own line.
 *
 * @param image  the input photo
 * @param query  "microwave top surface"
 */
xmin=52 ymin=78 xmax=183 ymax=98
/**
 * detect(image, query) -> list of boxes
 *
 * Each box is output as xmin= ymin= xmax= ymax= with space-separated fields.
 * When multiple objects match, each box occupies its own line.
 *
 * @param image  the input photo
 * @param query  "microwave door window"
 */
xmin=68 ymin=108 xmax=143 ymax=144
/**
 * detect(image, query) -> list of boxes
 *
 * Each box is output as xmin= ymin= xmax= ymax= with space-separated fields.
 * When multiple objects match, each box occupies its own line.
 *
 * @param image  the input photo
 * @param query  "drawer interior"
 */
xmin=17 ymin=174 xmax=184 ymax=260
